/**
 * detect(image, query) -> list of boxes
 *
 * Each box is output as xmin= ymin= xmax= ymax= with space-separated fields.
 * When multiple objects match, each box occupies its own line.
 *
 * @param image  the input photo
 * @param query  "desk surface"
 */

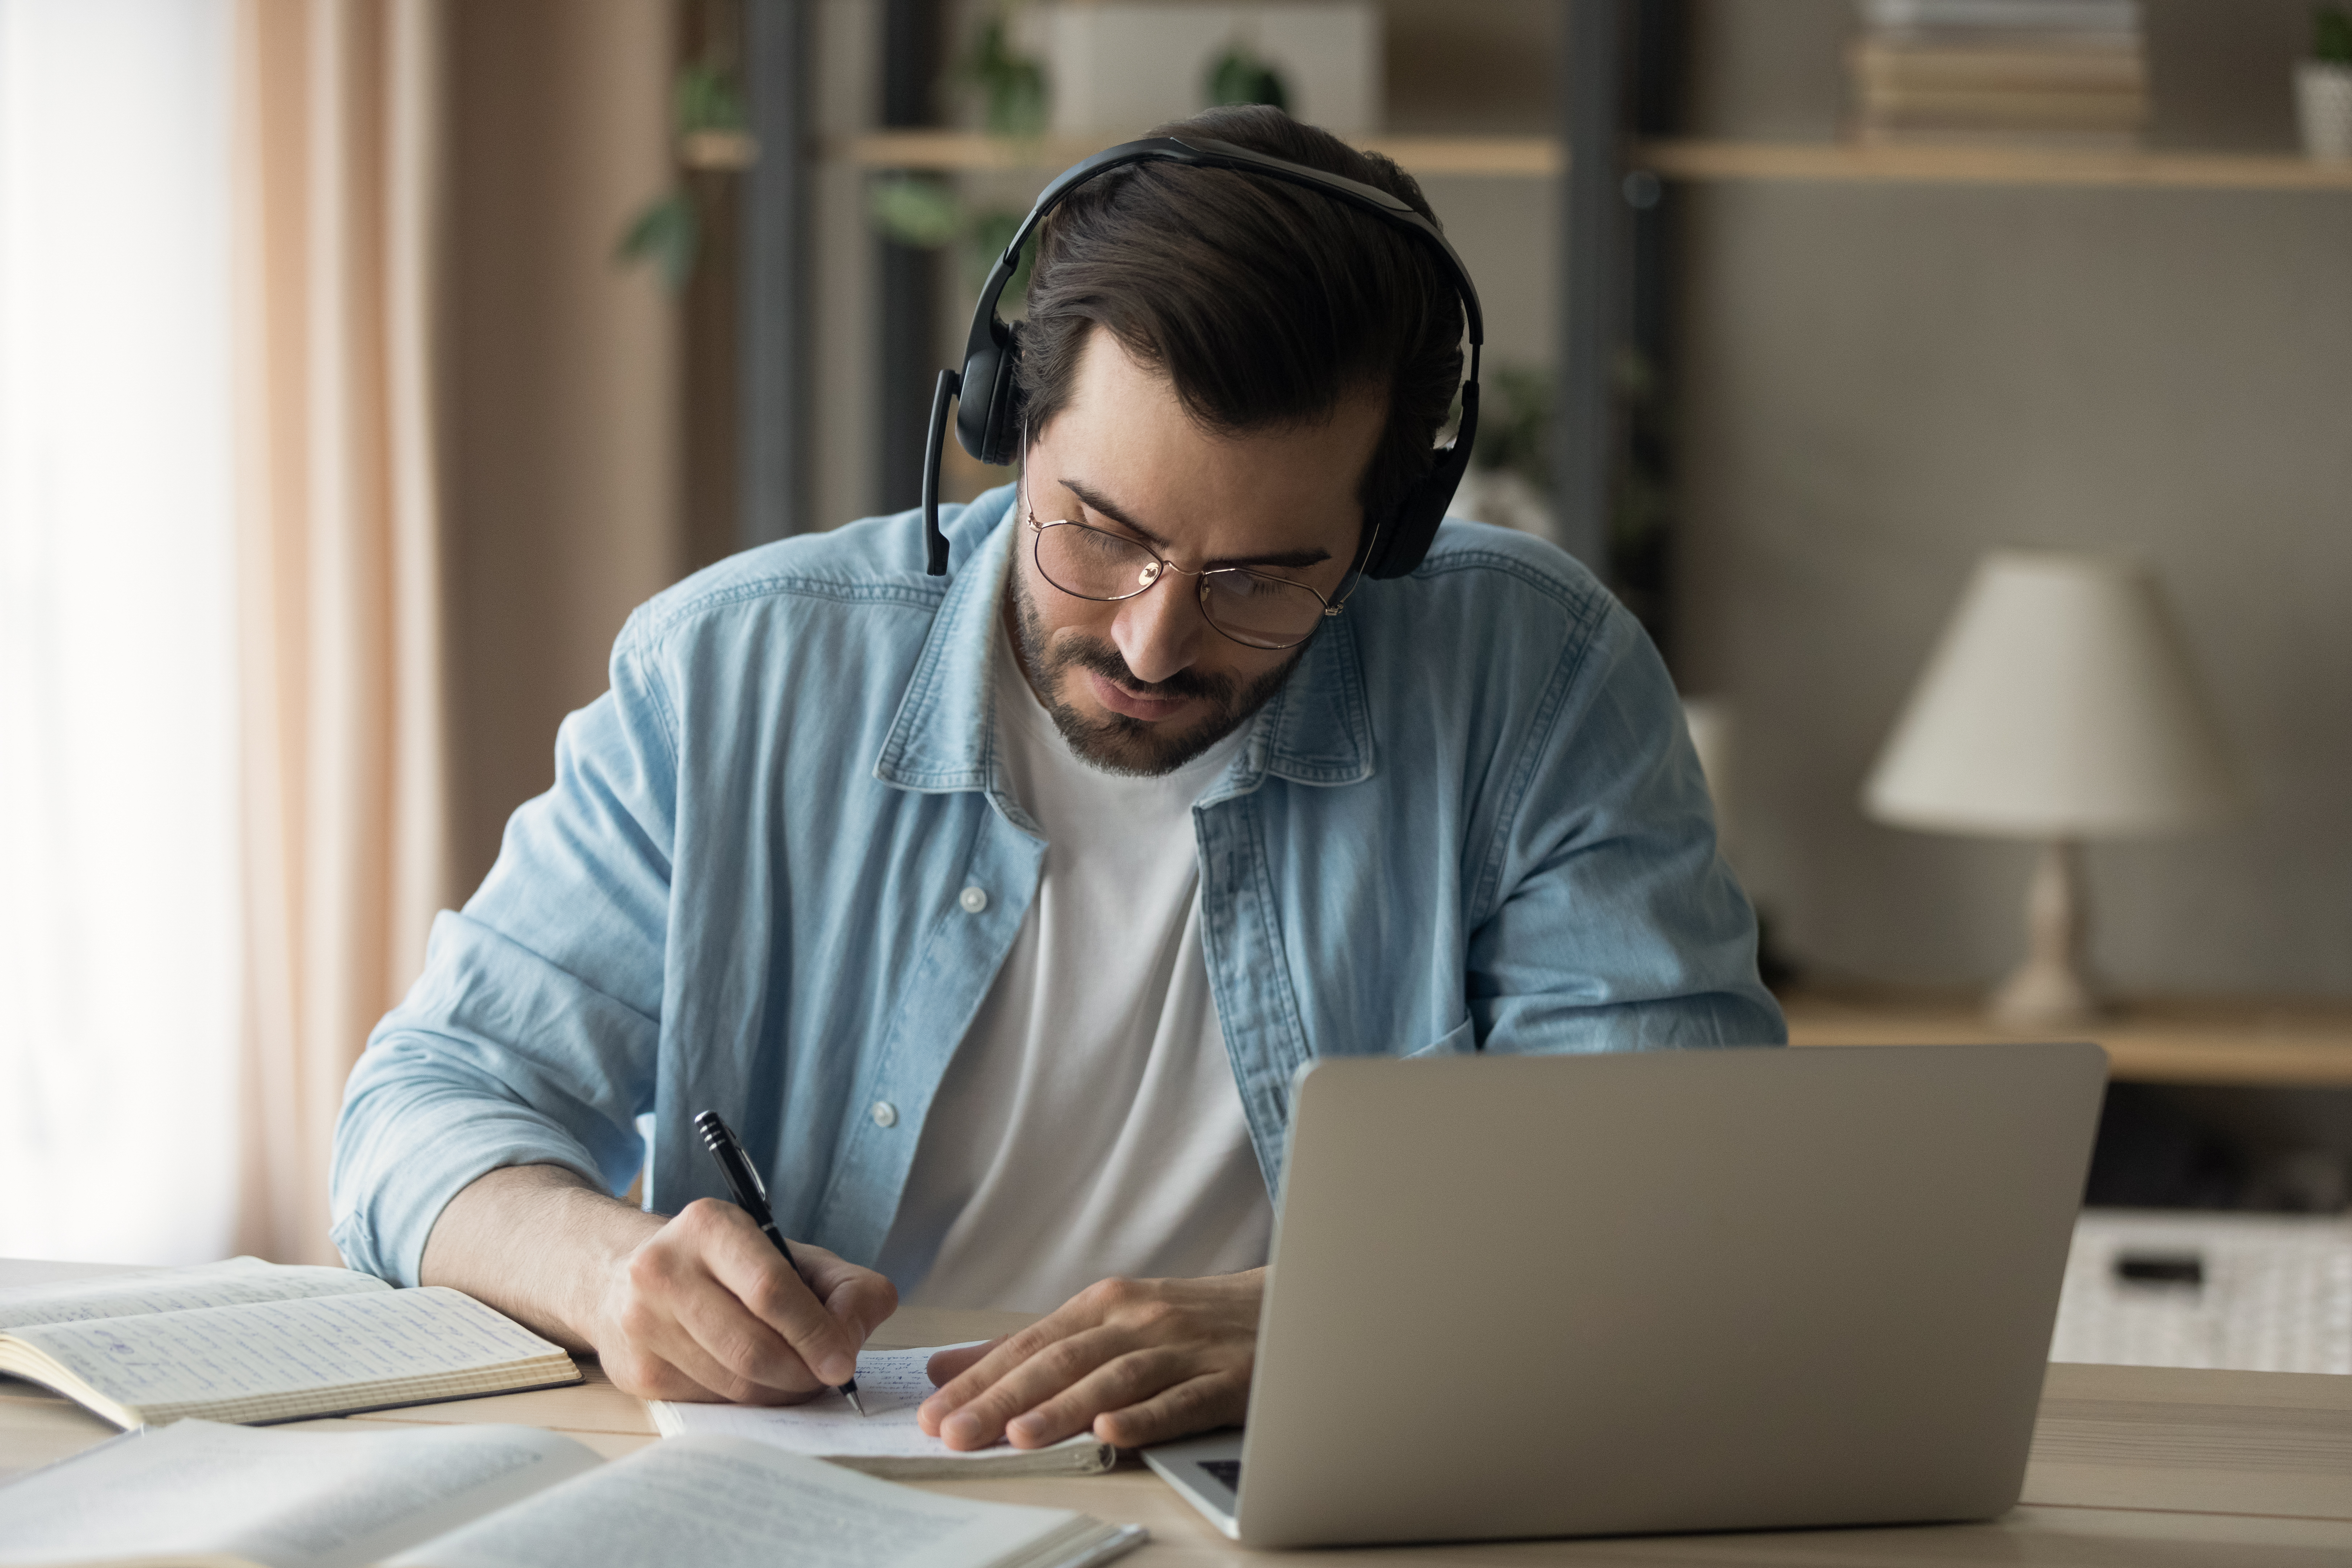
xmin=5 ymin=1258 xmax=2350 ymax=1563
xmin=1783 ymin=987 xmax=2352 ymax=1088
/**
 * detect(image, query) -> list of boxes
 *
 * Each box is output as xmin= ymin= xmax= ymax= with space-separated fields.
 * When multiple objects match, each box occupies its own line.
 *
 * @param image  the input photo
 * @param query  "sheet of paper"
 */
xmin=13 ymin=1287 xmax=563 ymax=1413
xmin=387 ymin=1434 xmax=1084 ymax=1568
xmin=650 ymin=1343 xmax=1096 ymax=1464
xmin=0 ymin=1257 xmax=389 ymax=1332
xmin=0 ymin=1418 xmax=598 ymax=1568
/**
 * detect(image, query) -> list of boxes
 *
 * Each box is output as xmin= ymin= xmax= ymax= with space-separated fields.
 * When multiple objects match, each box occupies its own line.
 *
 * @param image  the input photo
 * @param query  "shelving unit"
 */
xmin=841 ymin=129 xmax=1563 ymax=177
xmin=843 ymin=129 xmax=2352 ymax=192
xmin=1783 ymin=989 xmax=2352 ymax=1089
xmin=1641 ymin=140 xmax=2352 ymax=191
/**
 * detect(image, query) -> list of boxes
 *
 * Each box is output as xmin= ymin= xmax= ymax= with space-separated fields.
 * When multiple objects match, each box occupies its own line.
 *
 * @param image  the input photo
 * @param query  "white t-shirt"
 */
xmin=873 ymin=629 xmax=1276 ymax=1313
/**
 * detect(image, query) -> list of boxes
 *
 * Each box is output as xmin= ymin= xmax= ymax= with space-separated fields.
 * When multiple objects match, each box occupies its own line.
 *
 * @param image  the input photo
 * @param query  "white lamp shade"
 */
xmin=1863 ymin=550 xmax=2239 ymax=839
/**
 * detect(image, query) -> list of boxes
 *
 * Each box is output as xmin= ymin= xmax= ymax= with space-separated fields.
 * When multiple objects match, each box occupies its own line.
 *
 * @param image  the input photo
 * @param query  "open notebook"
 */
xmin=0 ymin=1419 xmax=1147 ymax=1568
xmin=652 ymin=1343 xmax=1116 ymax=1478
xmin=0 ymin=1259 xmax=578 ymax=1428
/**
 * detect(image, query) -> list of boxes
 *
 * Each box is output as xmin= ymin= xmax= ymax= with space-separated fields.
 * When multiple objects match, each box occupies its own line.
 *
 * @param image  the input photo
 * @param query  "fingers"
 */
xmin=910 ymin=1274 xmax=1261 ymax=1452
xmin=601 ymin=1201 xmax=898 ymax=1404
xmin=694 ymin=1205 xmax=858 ymax=1386
xmin=1003 ymin=1345 xmax=1193 ymax=1448
xmin=931 ymin=1326 xmax=1133 ymax=1449
xmin=616 ymin=1212 xmax=814 ymax=1402
xmin=925 ymin=1340 xmax=997 ymax=1388
xmin=1091 ymin=1370 xmax=1249 ymax=1449
xmin=594 ymin=1338 xmax=735 ymax=1404
xmin=918 ymin=1308 xmax=1097 ymax=1436
xmin=796 ymin=1241 xmax=901 ymax=1341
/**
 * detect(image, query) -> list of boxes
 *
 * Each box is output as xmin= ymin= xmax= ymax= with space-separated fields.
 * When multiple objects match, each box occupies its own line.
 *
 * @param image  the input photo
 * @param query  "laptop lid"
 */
xmin=1231 ymin=1043 xmax=2107 ymax=1548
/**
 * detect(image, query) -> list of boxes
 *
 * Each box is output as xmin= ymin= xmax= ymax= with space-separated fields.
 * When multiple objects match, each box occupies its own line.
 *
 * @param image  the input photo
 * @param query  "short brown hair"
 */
xmin=1014 ymin=106 xmax=1464 ymax=554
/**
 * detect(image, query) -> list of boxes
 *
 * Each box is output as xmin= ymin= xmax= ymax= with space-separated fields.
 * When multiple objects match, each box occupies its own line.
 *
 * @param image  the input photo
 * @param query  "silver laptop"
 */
xmin=1144 ymin=1043 xmax=2106 ymax=1548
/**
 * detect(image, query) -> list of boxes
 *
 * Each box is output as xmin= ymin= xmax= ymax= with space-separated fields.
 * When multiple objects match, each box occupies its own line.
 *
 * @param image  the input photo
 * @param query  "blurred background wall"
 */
xmin=443 ymin=0 xmax=682 ymax=893
xmin=1673 ymin=0 xmax=2352 ymax=995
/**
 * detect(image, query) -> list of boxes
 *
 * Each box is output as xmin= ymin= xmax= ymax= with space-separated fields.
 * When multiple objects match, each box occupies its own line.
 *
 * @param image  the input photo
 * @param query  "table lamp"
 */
xmin=1861 ymin=550 xmax=2238 ymax=1028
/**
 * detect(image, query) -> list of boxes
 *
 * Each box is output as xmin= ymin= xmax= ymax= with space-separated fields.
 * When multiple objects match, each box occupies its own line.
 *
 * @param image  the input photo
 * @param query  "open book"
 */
xmin=0 ymin=1419 xmax=1146 ymax=1568
xmin=0 ymin=1259 xmax=577 ymax=1428
xmin=651 ymin=1343 xmax=1116 ymax=1478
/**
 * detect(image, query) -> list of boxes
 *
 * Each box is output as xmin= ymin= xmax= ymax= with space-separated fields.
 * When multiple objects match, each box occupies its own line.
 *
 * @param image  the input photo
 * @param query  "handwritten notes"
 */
xmin=650 ymin=1345 xmax=1113 ymax=1476
xmin=0 ymin=1258 xmax=388 ymax=1332
xmin=7 ymin=1287 xmax=575 ymax=1425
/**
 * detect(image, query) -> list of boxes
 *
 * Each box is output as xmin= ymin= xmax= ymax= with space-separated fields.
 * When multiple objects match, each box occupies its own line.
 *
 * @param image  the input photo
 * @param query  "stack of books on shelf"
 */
xmin=1847 ymin=0 xmax=2148 ymax=149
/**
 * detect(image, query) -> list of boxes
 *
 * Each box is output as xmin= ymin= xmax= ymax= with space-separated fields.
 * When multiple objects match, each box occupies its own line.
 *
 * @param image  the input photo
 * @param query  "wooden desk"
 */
xmin=1783 ymin=988 xmax=2352 ymax=1089
xmin=6 ymin=1259 xmax=2350 ymax=1563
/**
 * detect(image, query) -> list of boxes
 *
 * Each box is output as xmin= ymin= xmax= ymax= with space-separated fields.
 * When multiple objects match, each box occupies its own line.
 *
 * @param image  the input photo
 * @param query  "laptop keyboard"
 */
xmin=1199 ymin=1458 xmax=1242 ymax=1491
xmin=2051 ymin=1210 xmax=2352 ymax=1374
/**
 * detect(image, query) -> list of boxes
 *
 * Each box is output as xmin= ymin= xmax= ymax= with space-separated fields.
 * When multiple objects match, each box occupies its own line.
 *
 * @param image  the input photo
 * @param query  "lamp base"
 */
xmin=1988 ymin=954 xmax=2106 ymax=1030
xmin=1986 ymin=837 xmax=2109 ymax=1032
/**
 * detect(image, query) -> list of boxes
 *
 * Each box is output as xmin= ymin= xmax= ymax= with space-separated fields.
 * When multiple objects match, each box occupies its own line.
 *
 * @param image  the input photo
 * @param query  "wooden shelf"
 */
xmin=1642 ymin=139 xmax=2352 ymax=191
xmin=839 ymin=130 xmax=1559 ymax=176
xmin=1783 ymin=988 xmax=2352 ymax=1088
xmin=840 ymin=130 xmax=2352 ymax=192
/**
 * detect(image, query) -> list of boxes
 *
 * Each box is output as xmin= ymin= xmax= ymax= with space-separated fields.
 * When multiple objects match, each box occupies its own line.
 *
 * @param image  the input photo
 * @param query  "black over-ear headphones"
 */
xmin=920 ymin=134 xmax=1485 ymax=582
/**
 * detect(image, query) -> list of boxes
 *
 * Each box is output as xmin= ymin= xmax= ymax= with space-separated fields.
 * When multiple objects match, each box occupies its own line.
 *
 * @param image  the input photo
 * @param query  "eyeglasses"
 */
xmin=1026 ymin=511 xmax=1349 ymax=651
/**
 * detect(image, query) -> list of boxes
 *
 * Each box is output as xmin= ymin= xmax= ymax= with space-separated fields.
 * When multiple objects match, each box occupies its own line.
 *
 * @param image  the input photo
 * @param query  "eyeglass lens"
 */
xmin=1034 ymin=522 xmax=1325 ymax=651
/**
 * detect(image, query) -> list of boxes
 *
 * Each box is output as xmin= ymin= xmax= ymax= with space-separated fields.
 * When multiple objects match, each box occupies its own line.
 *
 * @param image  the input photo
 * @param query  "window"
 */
xmin=0 ymin=0 xmax=240 ymax=1262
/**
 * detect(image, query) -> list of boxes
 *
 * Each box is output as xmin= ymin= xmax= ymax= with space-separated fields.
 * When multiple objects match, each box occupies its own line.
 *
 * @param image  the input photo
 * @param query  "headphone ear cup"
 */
xmin=953 ymin=346 xmax=994 ymax=462
xmin=954 ymin=322 xmax=1025 ymax=468
xmin=1366 ymin=379 xmax=1477 ymax=579
xmin=953 ymin=336 xmax=1002 ymax=464
xmin=979 ymin=321 xmax=1025 ymax=466
xmin=1367 ymin=433 xmax=1471 ymax=579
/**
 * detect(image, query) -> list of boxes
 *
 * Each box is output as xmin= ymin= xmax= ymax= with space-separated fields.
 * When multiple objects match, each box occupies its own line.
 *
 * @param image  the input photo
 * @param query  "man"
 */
xmin=331 ymin=107 xmax=1782 ymax=1457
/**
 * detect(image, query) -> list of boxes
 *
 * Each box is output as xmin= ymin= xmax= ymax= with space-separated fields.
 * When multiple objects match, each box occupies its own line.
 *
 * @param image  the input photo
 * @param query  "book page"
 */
xmin=11 ymin=1287 xmax=567 ymax=1420
xmin=0 ymin=1258 xmax=388 ymax=1332
xmin=651 ymin=1344 xmax=1101 ymax=1466
xmin=0 ymin=1419 xmax=599 ymax=1568
xmin=386 ymin=1435 xmax=1085 ymax=1568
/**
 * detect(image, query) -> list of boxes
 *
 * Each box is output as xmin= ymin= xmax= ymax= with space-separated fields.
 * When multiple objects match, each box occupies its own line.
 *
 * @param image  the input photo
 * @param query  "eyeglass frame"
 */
xmin=1015 ymin=454 xmax=1380 ymax=653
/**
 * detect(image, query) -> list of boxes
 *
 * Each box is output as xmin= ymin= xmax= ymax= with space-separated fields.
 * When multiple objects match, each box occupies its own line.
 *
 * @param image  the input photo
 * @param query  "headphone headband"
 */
xmin=922 ymin=133 xmax=1484 ymax=582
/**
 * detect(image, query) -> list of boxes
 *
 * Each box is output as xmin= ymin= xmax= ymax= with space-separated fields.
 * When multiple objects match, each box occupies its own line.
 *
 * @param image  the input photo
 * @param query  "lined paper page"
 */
xmin=0 ymin=1258 xmax=389 ymax=1332
xmin=651 ymin=1345 xmax=1108 ymax=1471
xmin=387 ymin=1435 xmax=1095 ymax=1568
xmin=10 ymin=1287 xmax=574 ymax=1424
xmin=0 ymin=1418 xmax=599 ymax=1568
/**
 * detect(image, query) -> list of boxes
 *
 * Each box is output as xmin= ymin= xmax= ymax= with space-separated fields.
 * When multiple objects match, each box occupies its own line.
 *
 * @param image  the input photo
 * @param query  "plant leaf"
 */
xmin=615 ymin=190 xmax=699 ymax=295
xmin=871 ymin=177 xmax=962 ymax=249
xmin=1206 ymin=44 xmax=1289 ymax=111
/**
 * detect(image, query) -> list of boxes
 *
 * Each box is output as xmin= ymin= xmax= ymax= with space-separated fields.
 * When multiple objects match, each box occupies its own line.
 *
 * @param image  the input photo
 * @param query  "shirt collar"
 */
xmin=874 ymin=483 xmax=1376 ymax=797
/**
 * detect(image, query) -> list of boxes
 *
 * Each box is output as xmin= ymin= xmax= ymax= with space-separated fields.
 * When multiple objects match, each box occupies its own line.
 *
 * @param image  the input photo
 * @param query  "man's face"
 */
xmin=1008 ymin=328 xmax=1385 ymax=777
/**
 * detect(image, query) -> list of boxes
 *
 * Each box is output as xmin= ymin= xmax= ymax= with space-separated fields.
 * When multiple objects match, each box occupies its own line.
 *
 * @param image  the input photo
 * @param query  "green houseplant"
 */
xmin=2297 ymin=4 xmax=2352 ymax=159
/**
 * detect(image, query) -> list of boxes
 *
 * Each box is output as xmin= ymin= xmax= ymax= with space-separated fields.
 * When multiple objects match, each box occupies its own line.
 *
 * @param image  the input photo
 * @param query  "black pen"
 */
xmin=693 ymin=1109 xmax=864 ymax=1415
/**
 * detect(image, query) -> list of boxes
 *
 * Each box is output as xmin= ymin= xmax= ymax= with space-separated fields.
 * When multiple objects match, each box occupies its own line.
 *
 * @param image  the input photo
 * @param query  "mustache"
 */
xmin=1050 ymin=635 xmax=1237 ymax=704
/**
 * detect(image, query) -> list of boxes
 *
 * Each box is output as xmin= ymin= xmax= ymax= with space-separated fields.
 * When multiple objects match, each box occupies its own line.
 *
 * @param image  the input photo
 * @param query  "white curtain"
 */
xmin=231 ymin=0 xmax=450 ymax=1266
xmin=0 ymin=0 xmax=243 ymax=1262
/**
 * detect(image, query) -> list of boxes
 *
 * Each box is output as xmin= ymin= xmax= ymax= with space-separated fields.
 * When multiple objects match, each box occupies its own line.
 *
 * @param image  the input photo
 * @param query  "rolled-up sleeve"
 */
xmin=1468 ymin=596 xmax=1786 ymax=1053
xmin=330 ymin=616 xmax=679 ymax=1284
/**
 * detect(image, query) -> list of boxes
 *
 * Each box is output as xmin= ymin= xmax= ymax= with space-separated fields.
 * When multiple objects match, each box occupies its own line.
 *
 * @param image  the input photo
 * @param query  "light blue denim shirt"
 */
xmin=330 ymin=485 xmax=1785 ymax=1286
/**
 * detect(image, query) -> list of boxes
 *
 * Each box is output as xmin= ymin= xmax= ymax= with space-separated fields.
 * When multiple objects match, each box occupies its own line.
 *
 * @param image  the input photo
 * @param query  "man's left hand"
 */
xmin=916 ymin=1270 xmax=1261 ymax=1450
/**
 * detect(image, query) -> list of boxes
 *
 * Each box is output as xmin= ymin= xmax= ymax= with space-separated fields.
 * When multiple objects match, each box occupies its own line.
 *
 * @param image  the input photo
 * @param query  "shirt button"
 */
xmin=958 ymin=886 xmax=988 ymax=914
xmin=870 ymin=1100 xmax=899 ymax=1128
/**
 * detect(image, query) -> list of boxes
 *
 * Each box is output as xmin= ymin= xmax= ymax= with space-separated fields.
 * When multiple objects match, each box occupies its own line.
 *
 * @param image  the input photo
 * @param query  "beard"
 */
xmin=1007 ymin=571 xmax=1307 ymax=778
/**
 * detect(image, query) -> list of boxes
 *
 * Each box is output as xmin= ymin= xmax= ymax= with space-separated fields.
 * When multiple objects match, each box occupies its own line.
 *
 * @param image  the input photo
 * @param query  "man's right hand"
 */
xmin=591 ymin=1198 xmax=897 ymax=1402
xmin=420 ymin=1164 xmax=898 ymax=1405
